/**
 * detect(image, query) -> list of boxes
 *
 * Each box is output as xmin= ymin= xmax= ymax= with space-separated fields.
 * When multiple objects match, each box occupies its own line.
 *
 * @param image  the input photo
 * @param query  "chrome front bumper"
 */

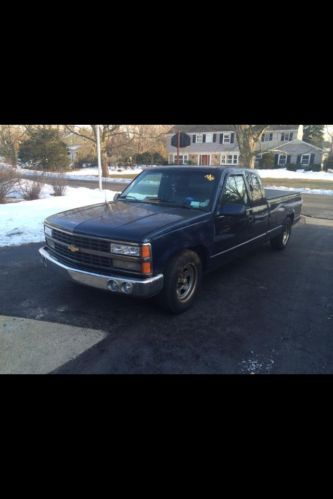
xmin=39 ymin=246 xmax=164 ymax=298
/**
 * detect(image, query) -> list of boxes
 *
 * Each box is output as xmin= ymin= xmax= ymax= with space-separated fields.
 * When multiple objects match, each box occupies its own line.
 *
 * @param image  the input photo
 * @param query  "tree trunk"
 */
xmin=101 ymin=151 xmax=109 ymax=177
xmin=235 ymin=125 xmax=268 ymax=169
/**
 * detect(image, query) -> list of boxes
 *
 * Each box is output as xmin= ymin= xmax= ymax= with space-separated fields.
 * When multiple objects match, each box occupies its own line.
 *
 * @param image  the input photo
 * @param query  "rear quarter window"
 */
xmin=245 ymin=172 xmax=265 ymax=202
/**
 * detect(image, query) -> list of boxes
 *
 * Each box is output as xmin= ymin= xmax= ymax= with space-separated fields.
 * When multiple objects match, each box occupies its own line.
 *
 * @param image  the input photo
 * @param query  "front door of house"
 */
xmin=200 ymin=155 xmax=210 ymax=166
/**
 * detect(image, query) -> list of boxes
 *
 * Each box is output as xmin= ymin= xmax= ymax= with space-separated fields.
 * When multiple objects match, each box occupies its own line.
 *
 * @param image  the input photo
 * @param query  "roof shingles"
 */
xmin=167 ymin=125 xmax=299 ymax=134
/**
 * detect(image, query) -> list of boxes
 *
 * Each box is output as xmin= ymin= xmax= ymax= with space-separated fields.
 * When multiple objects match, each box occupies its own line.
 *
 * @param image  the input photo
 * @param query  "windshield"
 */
xmin=119 ymin=170 xmax=220 ymax=211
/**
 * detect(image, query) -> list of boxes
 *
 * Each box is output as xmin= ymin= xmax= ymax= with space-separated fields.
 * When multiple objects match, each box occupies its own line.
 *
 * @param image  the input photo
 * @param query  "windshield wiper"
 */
xmin=119 ymin=195 xmax=142 ymax=202
xmin=143 ymin=197 xmax=174 ymax=206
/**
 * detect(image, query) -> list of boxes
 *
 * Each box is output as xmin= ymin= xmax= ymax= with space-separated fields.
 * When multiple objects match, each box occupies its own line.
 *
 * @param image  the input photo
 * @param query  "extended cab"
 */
xmin=39 ymin=167 xmax=302 ymax=313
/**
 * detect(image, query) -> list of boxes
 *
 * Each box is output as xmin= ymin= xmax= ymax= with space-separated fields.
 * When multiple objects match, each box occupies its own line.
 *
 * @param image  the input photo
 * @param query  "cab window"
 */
xmin=220 ymin=175 xmax=249 ymax=206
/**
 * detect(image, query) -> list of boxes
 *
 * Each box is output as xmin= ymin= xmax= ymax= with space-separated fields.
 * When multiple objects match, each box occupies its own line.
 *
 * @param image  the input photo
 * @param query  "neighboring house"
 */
xmin=166 ymin=125 xmax=324 ymax=167
xmin=67 ymin=144 xmax=82 ymax=163
xmin=261 ymin=139 xmax=323 ymax=168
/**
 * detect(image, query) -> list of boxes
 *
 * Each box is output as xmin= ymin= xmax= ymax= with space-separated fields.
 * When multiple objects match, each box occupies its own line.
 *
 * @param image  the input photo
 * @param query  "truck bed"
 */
xmin=265 ymin=188 xmax=300 ymax=200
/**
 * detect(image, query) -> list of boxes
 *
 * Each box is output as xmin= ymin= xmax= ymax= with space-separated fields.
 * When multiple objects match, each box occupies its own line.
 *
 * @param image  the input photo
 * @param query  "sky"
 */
xmin=325 ymin=125 xmax=333 ymax=139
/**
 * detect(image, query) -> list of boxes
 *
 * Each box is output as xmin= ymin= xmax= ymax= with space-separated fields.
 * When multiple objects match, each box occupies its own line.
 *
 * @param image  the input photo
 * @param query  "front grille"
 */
xmin=53 ymin=243 xmax=112 ymax=270
xmin=52 ymin=228 xmax=110 ymax=253
xmin=48 ymin=228 xmax=142 ymax=275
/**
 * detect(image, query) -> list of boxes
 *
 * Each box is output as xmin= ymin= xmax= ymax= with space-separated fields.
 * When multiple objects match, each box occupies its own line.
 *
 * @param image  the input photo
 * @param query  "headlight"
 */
xmin=45 ymin=225 xmax=53 ymax=238
xmin=110 ymin=243 xmax=140 ymax=257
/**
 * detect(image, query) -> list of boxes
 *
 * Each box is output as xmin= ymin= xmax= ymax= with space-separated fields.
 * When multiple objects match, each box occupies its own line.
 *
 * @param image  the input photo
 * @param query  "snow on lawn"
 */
xmin=0 ymin=183 xmax=118 ymax=247
xmin=257 ymin=168 xmax=333 ymax=181
xmin=19 ymin=169 xmax=132 ymax=184
xmin=69 ymin=167 xmax=143 ymax=176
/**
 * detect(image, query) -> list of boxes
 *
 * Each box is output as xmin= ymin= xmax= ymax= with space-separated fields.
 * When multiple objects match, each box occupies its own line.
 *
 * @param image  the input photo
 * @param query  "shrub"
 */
xmin=0 ymin=167 xmax=18 ymax=203
xmin=133 ymin=151 xmax=167 ymax=165
xmin=304 ymin=164 xmax=321 ymax=172
xmin=52 ymin=174 xmax=67 ymax=196
xmin=258 ymin=152 xmax=275 ymax=169
xmin=73 ymin=152 xmax=97 ymax=169
xmin=324 ymin=155 xmax=333 ymax=171
xmin=20 ymin=180 xmax=43 ymax=200
xmin=286 ymin=164 xmax=298 ymax=171
xmin=19 ymin=128 xmax=70 ymax=171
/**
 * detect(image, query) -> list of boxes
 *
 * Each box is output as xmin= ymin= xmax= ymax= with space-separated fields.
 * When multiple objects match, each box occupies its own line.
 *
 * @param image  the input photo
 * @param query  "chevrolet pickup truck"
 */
xmin=39 ymin=167 xmax=302 ymax=313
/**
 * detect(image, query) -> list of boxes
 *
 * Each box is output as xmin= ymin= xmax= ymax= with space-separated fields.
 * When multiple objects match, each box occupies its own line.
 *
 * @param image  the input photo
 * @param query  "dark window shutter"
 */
xmin=287 ymin=155 xmax=291 ymax=164
xmin=274 ymin=154 xmax=279 ymax=166
xmin=220 ymin=133 xmax=224 ymax=144
xmin=203 ymin=134 xmax=206 ymax=143
xmin=297 ymin=155 xmax=301 ymax=165
xmin=269 ymin=133 xmax=273 ymax=141
xmin=230 ymin=133 xmax=235 ymax=144
xmin=281 ymin=133 xmax=284 ymax=141
xmin=192 ymin=134 xmax=196 ymax=143
xmin=261 ymin=134 xmax=265 ymax=142
xmin=310 ymin=153 xmax=315 ymax=165
xmin=290 ymin=132 xmax=294 ymax=140
xmin=213 ymin=133 xmax=216 ymax=143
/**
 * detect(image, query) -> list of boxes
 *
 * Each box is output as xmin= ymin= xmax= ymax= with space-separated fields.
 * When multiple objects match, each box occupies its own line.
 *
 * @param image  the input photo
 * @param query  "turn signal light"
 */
xmin=142 ymin=262 xmax=152 ymax=275
xmin=141 ymin=244 xmax=151 ymax=258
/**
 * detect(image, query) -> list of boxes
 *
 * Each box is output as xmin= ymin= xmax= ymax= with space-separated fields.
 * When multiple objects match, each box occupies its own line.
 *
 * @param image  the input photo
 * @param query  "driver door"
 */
xmin=212 ymin=174 xmax=252 ymax=259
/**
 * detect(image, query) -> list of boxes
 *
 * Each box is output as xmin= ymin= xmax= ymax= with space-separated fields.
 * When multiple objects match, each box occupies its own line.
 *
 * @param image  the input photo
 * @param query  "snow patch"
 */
xmin=0 ymin=182 xmax=119 ymax=247
xmin=257 ymin=168 xmax=333 ymax=181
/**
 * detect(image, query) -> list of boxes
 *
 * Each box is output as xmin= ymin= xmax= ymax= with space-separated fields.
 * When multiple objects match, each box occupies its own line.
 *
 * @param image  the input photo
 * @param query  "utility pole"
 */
xmin=96 ymin=125 xmax=103 ymax=190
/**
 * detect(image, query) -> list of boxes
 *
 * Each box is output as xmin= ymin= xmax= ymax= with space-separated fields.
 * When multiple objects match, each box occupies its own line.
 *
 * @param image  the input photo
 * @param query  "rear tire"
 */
xmin=270 ymin=218 xmax=292 ymax=250
xmin=157 ymin=250 xmax=202 ymax=314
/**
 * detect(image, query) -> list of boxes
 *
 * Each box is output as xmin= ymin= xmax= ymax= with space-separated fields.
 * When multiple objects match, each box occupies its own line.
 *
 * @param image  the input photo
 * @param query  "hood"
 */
xmin=45 ymin=201 xmax=208 ymax=242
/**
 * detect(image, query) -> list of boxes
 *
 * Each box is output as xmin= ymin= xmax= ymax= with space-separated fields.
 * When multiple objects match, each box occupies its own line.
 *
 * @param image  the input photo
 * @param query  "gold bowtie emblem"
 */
xmin=68 ymin=244 xmax=80 ymax=253
xmin=205 ymin=174 xmax=215 ymax=181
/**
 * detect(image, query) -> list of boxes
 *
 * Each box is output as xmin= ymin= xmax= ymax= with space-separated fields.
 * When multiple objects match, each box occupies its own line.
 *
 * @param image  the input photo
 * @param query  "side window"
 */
xmin=221 ymin=175 xmax=249 ymax=206
xmin=245 ymin=172 xmax=265 ymax=203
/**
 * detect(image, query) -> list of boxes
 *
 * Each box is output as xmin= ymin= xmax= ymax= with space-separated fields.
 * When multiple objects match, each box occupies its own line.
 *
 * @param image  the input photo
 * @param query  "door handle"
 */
xmin=248 ymin=215 xmax=255 ymax=223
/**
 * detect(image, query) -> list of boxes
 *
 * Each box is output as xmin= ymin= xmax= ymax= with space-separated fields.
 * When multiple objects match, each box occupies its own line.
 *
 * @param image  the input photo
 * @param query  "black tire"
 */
xmin=157 ymin=250 xmax=202 ymax=314
xmin=270 ymin=218 xmax=292 ymax=250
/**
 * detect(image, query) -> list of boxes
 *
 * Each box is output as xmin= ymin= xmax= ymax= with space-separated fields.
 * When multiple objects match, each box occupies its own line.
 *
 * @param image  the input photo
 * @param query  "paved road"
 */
xmin=1 ymin=217 xmax=332 ymax=373
xmin=301 ymin=194 xmax=333 ymax=220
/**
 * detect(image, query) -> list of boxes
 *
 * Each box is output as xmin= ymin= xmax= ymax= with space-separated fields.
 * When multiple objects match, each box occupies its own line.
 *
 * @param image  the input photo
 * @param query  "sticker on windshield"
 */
xmin=204 ymin=174 xmax=215 ymax=182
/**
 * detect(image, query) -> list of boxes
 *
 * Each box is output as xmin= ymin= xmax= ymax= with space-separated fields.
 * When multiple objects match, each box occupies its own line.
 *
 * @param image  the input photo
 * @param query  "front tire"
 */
xmin=270 ymin=218 xmax=292 ymax=250
xmin=157 ymin=250 xmax=202 ymax=314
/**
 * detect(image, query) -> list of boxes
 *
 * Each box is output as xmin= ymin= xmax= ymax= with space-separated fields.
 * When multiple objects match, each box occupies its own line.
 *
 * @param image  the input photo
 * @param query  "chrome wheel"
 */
xmin=282 ymin=224 xmax=291 ymax=246
xmin=176 ymin=263 xmax=198 ymax=303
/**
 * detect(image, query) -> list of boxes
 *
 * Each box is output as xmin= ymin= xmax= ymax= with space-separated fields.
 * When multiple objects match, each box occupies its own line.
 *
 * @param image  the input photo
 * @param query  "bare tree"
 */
xmin=65 ymin=125 xmax=170 ymax=174
xmin=0 ymin=125 xmax=26 ymax=168
xmin=233 ymin=125 xmax=269 ymax=168
xmin=65 ymin=125 xmax=131 ymax=177
xmin=325 ymin=125 xmax=333 ymax=155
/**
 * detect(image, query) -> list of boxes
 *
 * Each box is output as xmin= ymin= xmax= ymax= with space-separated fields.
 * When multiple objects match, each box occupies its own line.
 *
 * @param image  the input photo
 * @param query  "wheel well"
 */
xmin=164 ymin=246 xmax=208 ymax=272
xmin=187 ymin=245 xmax=208 ymax=270
xmin=287 ymin=212 xmax=294 ymax=223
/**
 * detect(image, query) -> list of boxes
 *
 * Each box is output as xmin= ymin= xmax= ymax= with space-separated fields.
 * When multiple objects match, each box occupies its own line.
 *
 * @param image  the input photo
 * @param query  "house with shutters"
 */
xmin=166 ymin=125 xmax=324 ymax=168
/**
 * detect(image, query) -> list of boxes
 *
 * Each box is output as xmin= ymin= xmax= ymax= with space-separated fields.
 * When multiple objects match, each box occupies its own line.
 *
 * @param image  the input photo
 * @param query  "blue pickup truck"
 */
xmin=39 ymin=167 xmax=302 ymax=313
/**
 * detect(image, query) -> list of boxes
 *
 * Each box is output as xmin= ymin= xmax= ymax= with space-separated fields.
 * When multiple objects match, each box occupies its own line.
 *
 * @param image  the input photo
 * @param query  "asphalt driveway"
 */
xmin=0 ymin=217 xmax=332 ymax=373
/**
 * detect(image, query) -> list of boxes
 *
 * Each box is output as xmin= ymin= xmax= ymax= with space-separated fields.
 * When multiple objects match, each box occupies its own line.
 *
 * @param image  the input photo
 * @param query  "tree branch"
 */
xmin=65 ymin=125 xmax=96 ymax=143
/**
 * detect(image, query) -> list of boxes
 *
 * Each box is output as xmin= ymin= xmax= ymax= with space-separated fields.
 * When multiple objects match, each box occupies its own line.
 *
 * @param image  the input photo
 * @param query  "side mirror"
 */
xmin=218 ymin=203 xmax=246 ymax=216
xmin=113 ymin=193 xmax=120 ymax=201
